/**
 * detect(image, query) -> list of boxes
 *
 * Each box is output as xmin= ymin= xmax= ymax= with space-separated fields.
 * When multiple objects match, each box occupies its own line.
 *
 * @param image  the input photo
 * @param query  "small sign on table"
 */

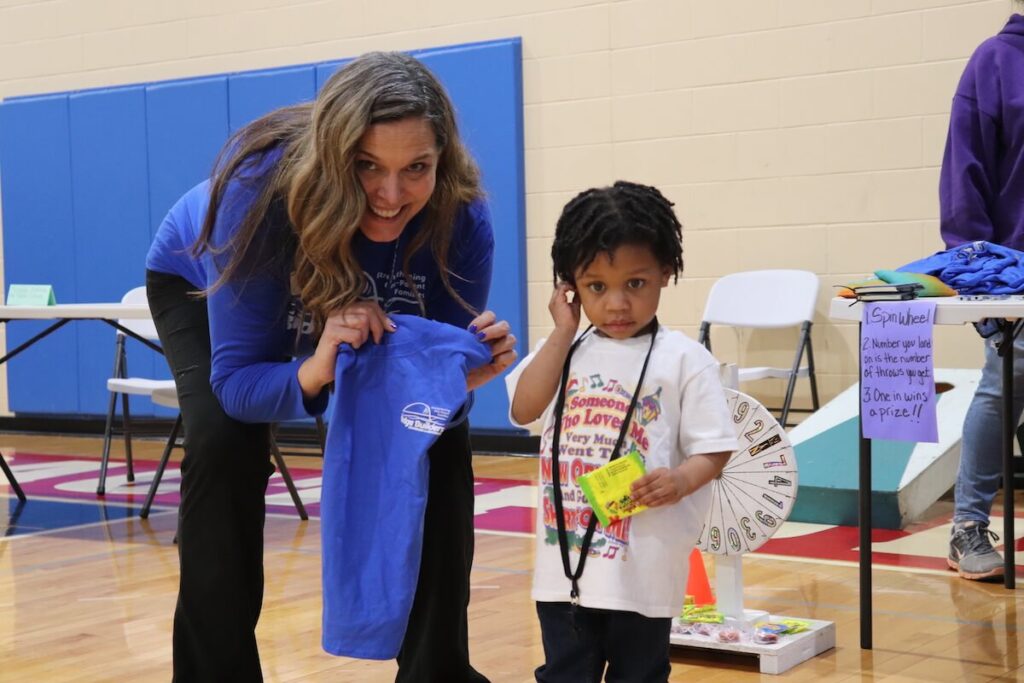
xmin=859 ymin=300 xmax=938 ymax=443
xmin=5 ymin=284 xmax=56 ymax=307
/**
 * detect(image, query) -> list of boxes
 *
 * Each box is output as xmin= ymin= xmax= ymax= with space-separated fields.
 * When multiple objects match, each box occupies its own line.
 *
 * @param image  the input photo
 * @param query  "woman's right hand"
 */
xmin=298 ymin=301 xmax=395 ymax=398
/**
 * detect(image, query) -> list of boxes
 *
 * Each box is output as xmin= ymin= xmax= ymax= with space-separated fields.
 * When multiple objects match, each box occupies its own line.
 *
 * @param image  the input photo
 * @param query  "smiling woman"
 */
xmin=142 ymin=51 xmax=515 ymax=682
xmin=356 ymin=118 xmax=439 ymax=242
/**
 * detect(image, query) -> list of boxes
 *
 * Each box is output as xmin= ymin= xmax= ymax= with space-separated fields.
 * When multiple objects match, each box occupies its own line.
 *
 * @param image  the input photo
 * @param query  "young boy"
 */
xmin=505 ymin=181 xmax=738 ymax=682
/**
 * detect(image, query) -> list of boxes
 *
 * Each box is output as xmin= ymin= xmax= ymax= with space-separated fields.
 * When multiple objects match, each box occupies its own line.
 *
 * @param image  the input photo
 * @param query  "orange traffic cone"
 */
xmin=686 ymin=548 xmax=715 ymax=606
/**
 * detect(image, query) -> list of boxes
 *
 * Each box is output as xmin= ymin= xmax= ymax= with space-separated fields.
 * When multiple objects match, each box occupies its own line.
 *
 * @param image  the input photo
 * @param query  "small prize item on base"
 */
xmin=691 ymin=622 xmax=717 ymax=637
xmin=753 ymin=619 xmax=810 ymax=641
xmin=717 ymin=627 xmax=741 ymax=643
xmin=671 ymin=621 xmax=695 ymax=636
xmin=778 ymin=618 xmax=810 ymax=634
xmin=754 ymin=622 xmax=789 ymax=636
xmin=680 ymin=603 xmax=724 ymax=624
xmin=718 ymin=616 xmax=753 ymax=643
xmin=578 ymin=449 xmax=648 ymax=527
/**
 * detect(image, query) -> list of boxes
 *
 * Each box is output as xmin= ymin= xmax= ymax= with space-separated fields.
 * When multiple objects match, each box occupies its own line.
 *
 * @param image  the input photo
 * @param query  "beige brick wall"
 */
xmin=0 ymin=0 xmax=1018 ymax=415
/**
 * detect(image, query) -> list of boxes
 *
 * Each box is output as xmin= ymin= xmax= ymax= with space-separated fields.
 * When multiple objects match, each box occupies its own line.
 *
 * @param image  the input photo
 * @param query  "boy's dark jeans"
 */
xmin=535 ymin=601 xmax=671 ymax=683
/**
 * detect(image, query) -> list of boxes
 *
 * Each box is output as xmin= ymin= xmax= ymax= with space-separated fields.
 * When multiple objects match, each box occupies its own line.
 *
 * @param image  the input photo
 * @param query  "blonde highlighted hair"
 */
xmin=194 ymin=51 xmax=482 ymax=331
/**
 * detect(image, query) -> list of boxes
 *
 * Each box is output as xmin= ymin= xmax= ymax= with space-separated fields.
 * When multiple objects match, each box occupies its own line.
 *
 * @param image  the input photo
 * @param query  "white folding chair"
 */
xmin=139 ymin=386 xmax=310 ymax=521
xmin=98 ymin=286 xmax=173 ymax=495
xmin=698 ymin=269 xmax=821 ymax=427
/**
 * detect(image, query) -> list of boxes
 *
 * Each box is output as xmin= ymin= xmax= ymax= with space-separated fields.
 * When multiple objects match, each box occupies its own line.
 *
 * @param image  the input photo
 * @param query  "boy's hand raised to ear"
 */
xmin=549 ymin=282 xmax=581 ymax=334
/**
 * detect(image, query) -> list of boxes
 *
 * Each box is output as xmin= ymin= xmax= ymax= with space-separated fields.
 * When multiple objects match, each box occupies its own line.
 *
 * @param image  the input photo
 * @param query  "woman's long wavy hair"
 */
xmin=193 ymin=51 xmax=482 ymax=332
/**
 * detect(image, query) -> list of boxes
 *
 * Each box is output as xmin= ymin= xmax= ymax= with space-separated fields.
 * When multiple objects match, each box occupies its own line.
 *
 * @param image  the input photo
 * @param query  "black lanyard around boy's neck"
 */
xmin=548 ymin=318 xmax=659 ymax=606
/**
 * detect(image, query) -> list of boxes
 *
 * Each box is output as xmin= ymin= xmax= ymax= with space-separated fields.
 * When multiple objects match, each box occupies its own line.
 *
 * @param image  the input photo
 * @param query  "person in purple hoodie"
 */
xmin=941 ymin=9 xmax=1024 ymax=581
xmin=146 ymin=52 xmax=516 ymax=680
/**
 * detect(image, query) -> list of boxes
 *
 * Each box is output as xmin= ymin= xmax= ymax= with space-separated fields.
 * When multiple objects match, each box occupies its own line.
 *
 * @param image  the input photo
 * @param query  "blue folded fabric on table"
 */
xmin=897 ymin=240 xmax=1024 ymax=294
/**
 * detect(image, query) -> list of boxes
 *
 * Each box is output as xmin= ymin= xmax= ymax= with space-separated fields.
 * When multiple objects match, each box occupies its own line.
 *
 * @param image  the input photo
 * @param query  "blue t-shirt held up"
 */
xmin=320 ymin=314 xmax=492 ymax=659
xmin=145 ymin=150 xmax=494 ymax=425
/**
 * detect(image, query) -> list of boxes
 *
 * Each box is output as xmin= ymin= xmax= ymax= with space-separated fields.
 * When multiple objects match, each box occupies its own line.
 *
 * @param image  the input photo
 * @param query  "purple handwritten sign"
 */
xmin=860 ymin=301 xmax=938 ymax=443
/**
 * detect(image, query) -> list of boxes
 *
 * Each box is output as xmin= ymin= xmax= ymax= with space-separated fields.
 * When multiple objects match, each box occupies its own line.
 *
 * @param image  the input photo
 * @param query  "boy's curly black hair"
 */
xmin=551 ymin=180 xmax=683 ymax=285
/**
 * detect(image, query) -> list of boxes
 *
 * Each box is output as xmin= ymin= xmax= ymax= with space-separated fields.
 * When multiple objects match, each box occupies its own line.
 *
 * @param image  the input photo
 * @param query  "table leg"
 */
xmin=0 ymin=318 xmax=71 ymax=365
xmin=1001 ymin=321 xmax=1016 ymax=589
xmin=0 ymin=319 xmax=68 ymax=504
xmin=859 ymin=321 xmax=873 ymax=648
xmin=0 ymin=451 xmax=26 ymax=502
xmin=859 ymin=432 xmax=873 ymax=648
xmin=101 ymin=319 xmax=162 ymax=355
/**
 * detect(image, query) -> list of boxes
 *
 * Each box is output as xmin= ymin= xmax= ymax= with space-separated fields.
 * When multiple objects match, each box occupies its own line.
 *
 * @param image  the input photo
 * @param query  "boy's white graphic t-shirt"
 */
xmin=505 ymin=327 xmax=738 ymax=618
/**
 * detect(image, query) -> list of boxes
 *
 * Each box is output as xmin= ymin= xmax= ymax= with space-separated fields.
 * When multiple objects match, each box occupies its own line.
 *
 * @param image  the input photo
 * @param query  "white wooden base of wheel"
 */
xmin=673 ymin=368 xmax=835 ymax=674
xmin=670 ymin=615 xmax=835 ymax=674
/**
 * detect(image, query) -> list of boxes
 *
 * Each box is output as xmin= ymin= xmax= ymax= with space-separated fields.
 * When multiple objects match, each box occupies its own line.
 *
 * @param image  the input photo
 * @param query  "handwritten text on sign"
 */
xmin=860 ymin=301 xmax=938 ymax=443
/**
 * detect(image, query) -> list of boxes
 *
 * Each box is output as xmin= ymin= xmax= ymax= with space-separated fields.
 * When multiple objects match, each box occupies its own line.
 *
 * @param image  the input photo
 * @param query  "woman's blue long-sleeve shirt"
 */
xmin=145 ymin=159 xmax=494 ymax=424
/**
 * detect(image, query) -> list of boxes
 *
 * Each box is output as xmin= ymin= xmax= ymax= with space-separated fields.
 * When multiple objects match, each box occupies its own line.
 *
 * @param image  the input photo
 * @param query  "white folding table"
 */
xmin=0 ymin=303 xmax=158 ymax=501
xmin=829 ymin=295 xmax=1024 ymax=649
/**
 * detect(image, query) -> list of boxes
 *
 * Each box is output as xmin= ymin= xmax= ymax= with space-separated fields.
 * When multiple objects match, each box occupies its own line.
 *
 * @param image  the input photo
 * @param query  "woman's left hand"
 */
xmin=466 ymin=310 xmax=518 ymax=391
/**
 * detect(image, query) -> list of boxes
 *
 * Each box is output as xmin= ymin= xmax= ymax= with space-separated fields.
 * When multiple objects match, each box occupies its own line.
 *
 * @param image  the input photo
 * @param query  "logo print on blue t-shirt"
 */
xmin=400 ymin=402 xmax=451 ymax=435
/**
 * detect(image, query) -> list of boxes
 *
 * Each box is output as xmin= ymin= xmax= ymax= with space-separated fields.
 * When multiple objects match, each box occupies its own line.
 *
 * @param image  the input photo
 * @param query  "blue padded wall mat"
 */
xmin=145 ymin=77 xmax=229 ymax=244
xmin=414 ymin=42 xmax=527 ymax=430
xmin=69 ymin=87 xmax=155 ymax=416
xmin=229 ymin=66 xmax=316 ymax=132
xmin=143 ymin=76 xmax=230 ymax=416
xmin=0 ymin=95 xmax=81 ymax=413
xmin=0 ymin=37 xmax=525 ymax=431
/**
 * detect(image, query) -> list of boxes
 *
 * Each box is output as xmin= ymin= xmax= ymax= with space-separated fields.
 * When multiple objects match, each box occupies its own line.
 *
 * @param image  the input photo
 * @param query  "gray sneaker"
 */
xmin=948 ymin=521 xmax=1004 ymax=581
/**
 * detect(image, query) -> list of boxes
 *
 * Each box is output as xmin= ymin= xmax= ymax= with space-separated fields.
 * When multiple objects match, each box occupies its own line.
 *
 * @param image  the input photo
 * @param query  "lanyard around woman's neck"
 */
xmin=548 ymin=319 xmax=659 ymax=605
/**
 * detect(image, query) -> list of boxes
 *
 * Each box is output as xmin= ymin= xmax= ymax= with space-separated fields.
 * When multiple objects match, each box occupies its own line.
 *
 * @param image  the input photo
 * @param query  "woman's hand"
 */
xmin=466 ymin=310 xmax=518 ymax=391
xmin=549 ymin=282 xmax=580 ymax=335
xmin=298 ymin=301 xmax=395 ymax=398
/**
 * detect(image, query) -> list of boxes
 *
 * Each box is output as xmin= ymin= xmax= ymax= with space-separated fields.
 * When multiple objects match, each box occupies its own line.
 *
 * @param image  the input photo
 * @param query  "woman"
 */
xmin=939 ymin=8 xmax=1024 ymax=582
xmin=145 ymin=51 xmax=515 ymax=681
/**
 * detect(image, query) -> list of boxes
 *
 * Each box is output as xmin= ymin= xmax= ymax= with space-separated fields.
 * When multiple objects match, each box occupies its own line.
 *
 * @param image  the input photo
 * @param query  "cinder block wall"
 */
xmin=0 ymin=0 xmax=1015 ymax=416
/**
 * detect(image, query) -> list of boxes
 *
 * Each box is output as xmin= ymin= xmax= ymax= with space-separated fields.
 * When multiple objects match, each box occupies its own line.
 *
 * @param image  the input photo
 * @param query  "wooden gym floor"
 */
xmin=1 ymin=432 xmax=1022 ymax=682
